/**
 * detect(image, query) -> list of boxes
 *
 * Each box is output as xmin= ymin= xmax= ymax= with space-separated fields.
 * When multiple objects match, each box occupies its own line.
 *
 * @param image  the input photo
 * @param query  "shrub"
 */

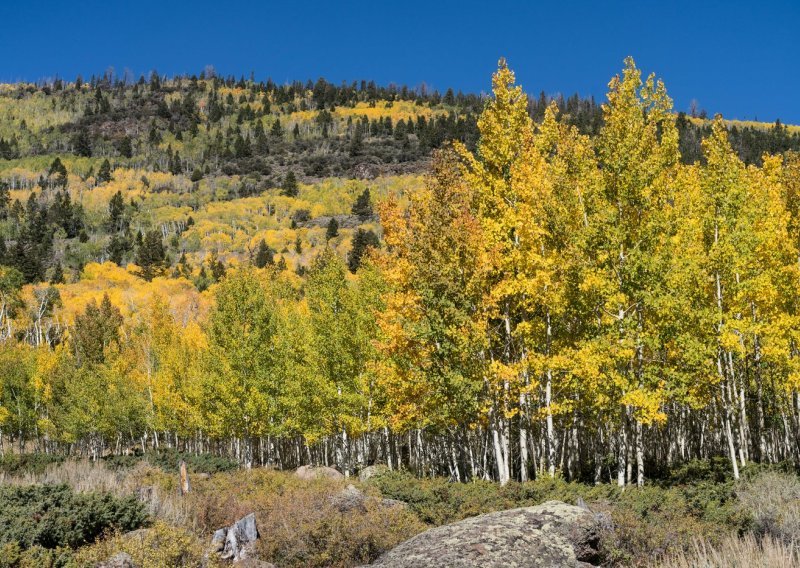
xmin=0 ymin=484 xmax=149 ymax=550
xmin=103 ymin=449 xmax=238 ymax=474
xmin=166 ymin=468 xmax=425 ymax=567
xmin=736 ymin=471 xmax=800 ymax=543
xmin=0 ymin=542 xmax=75 ymax=568
xmin=0 ymin=453 xmax=65 ymax=476
xmin=73 ymin=521 xmax=220 ymax=568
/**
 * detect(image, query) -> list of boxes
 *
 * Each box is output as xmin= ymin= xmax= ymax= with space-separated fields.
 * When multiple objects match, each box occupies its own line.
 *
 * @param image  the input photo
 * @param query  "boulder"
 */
xmin=212 ymin=512 xmax=259 ymax=562
xmin=331 ymin=484 xmax=367 ymax=512
xmin=234 ymin=559 xmax=276 ymax=567
xmin=294 ymin=465 xmax=344 ymax=480
xmin=96 ymin=552 xmax=137 ymax=568
xmin=359 ymin=464 xmax=390 ymax=482
xmin=330 ymin=484 xmax=408 ymax=513
xmin=367 ymin=500 xmax=607 ymax=568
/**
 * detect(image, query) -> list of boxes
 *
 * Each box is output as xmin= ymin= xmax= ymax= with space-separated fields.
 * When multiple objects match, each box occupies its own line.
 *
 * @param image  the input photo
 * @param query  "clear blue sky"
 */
xmin=1 ymin=0 xmax=798 ymax=122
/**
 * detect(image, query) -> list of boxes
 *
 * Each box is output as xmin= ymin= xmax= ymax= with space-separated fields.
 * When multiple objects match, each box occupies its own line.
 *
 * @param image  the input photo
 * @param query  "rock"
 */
xmin=367 ymin=500 xmax=607 ymax=568
xmin=353 ymin=162 xmax=379 ymax=180
xmin=210 ymin=528 xmax=227 ymax=552
xmin=96 ymin=552 xmax=137 ymax=568
xmin=331 ymin=484 xmax=367 ymax=512
xmin=359 ymin=464 xmax=390 ymax=482
xmin=234 ymin=559 xmax=276 ymax=567
xmin=330 ymin=484 xmax=408 ymax=513
xmin=379 ymin=497 xmax=407 ymax=509
xmin=213 ymin=512 xmax=259 ymax=562
xmin=294 ymin=465 xmax=344 ymax=480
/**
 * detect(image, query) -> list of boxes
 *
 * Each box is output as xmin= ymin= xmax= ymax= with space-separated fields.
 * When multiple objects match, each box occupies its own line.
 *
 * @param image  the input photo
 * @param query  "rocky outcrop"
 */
xmin=366 ymin=500 xmax=608 ymax=568
xmin=211 ymin=512 xmax=259 ymax=562
xmin=294 ymin=465 xmax=344 ymax=480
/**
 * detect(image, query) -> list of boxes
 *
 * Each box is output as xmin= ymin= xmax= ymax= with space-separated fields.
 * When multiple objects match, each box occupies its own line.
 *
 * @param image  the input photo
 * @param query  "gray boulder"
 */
xmin=330 ymin=484 xmax=408 ymax=513
xmin=213 ymin=512 xmax=259 ymax=562
xmin=331 ymin=484 xmax=367 ymax=512
xmin=96 ymin=552 xmax=136 ymax=568
xmin=295 ymin=465 xmax=344 ymax=480
xmin=359 ymin=464 xmax=390 ymax=481
xmin=367 ymin=500 xmax=607 ymax=567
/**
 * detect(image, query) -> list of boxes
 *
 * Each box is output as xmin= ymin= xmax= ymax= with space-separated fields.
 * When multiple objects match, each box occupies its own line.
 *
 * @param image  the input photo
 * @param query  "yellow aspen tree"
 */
xmin=456 ymin=58 xmax=535 ymax=485
xmin=593 ymin=57 xmax=678 ymax=487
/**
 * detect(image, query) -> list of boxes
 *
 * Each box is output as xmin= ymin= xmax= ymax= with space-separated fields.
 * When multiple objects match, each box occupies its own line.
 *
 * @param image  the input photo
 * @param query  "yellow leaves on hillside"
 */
xmin=19 ymin=262 xmax=208 ymax=330
xmin=289 ymin=101 xmax=445 ymax=127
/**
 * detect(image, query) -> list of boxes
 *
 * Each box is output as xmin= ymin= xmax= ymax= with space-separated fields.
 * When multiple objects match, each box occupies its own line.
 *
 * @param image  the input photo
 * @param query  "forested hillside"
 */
xmin=1 ymin=58 xmax=800 ymax=492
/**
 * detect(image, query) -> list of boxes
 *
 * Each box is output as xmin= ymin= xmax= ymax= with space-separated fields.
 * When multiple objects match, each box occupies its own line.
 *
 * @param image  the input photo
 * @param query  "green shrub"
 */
xmin=0 ymin=484 xmax=149 ymax=550
xmin=0 ymin=454 xmax=65 ymax=476
xmin=103 ymin=449 xmax=238 ymax=474
xmin=73 ymin=521 xmax=221 ymax=568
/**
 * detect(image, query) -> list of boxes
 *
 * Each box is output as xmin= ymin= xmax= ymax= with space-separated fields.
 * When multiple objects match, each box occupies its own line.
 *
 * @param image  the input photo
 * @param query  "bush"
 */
xmin=0 ymin=542 xmax=75 ymax=568
xmin=0 ymin=484 xmax=149 ymax=550
xmin=736 ymin=471 xmax=800 ymax=544
xmin=165 ymin=468 xmax=425 ymax=568
xmin=103 ymin=449 xmax=238 ymax=474
xmin=0 ymin=454 xmax=65 ymax=476
xmin=73 ymin=522 xmax=220 ymax=568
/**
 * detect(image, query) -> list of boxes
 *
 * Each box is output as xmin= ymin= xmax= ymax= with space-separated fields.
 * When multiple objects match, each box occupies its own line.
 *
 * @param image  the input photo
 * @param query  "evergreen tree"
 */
xmin=347 ymin=228 xmax=379 ymax=272
xmin=325 ymin=217 xmax=339 ymax=240
xmin=351 ymin=188 xmax=373 ymax=219
xmin=270 ymin=119 xmax=283 ymax=139
xmin=107 ymin=234 xmax=131 ymax=265
xmin=281 ymin=171 xmax=299 ymax=197
xmin=118 ymin=136 xmax=133 ymax=158
xmin=48 ymin=157 xmax=68 ymax=187
xmin=209 ymin=251 xmax=226 ymax=281
xmin=49 ymin=261 xmax=64 ymax=284
xmin=134 ymin=230 xmax=166 ymax=281
xmin=73 ymin=128 xmax=92 ymax=157
xmin=254 ymin=239 xmax=274 ymax=268
xmin=97 ymin=159 xmax=113 ymax=183
xmin=349 ymin=126 xmax=363 ymax=156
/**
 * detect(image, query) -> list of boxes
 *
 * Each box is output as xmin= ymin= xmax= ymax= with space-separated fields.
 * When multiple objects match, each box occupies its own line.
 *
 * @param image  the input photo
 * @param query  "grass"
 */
xmin=656 ymin=533 xmax=799 ymax=568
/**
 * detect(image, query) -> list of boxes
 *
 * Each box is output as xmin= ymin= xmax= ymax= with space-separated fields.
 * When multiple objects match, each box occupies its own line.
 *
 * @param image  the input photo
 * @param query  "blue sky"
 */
xmin=1 ymin=0 xmax=798 ymax=122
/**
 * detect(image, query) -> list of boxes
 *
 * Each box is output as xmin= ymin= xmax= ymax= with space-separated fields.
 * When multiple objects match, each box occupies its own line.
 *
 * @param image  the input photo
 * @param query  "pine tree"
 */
xmin=49 ymin=261 xmax=64 ymax=284
xmin=349 ymin=126 xmax=363 ymax=157
xmin=73 ymin=128 xmax=92 ymax=157
xmin=97 ymin=159 xmax=113 ymax=183
xmin=326 ymin=218 xmax=339 ymax=240
xmin=347 ymin=228 xmax=379 ymax=273
xmin=135 ymin=230 xmax=166 ymax=281
xmin=254 ymin=239 xmax=274 ymax=268
xmin=281 ymin=171 xmax=299 ymax=197
xmin=351 ymin=188 xmax=373 ymax=219
xmin=118 ymin=136 xmax=133 ymax=158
